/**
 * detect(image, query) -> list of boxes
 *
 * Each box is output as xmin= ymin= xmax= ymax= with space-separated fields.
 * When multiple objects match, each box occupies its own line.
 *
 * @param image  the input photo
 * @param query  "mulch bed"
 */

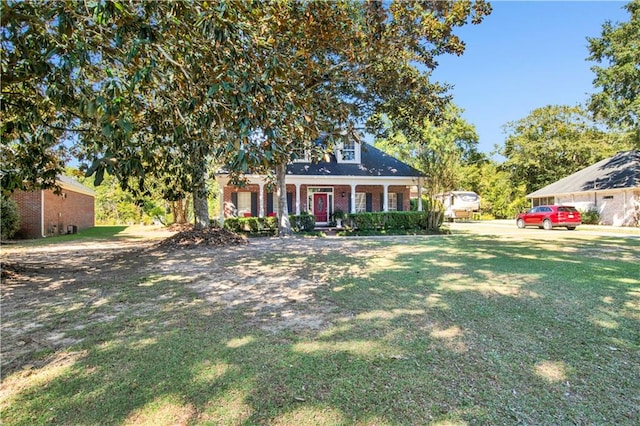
xmin=156 ymin=226 xmax=248 ymax=249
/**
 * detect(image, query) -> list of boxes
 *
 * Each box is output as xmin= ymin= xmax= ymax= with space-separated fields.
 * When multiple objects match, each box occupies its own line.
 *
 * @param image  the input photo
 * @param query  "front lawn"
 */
xmin=1 ymin=233 xmax=639 ymax=424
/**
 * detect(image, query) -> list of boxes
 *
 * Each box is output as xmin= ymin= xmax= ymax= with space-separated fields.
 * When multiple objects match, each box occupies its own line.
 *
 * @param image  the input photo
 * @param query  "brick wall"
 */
xmin=43 ymin=190 xmax=95 ymax=235
xmin=10 ymin=189 xmax=95 ymax=239
xmin=11 ymin=190 xmax=42 ymax=239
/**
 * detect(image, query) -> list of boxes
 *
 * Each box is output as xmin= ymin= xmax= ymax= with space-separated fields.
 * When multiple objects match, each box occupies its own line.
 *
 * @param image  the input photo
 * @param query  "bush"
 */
xmin=222 ymin=213 xmax=317 ymax=235
xmin=290 ymin=212 xmax=316 ymax=232
xmin=346 ymin=211 xmax=442 ymax=231
xmin=580 ymin=209 xmax=600 ymax=225
xmin=1 ymin=196 xmax=21 ymax=240
xmin=223 ymin=216 xmax=277 ymax=235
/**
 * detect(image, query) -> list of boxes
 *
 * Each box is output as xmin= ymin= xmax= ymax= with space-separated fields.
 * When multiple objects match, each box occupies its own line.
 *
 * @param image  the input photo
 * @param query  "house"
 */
xmin=10 ymin=175 xmax=95 ymax=238
xmin=215 ymin=142 xmax=426 ymax=225
xmin=526 ymin=150 xmax=640 ymax=226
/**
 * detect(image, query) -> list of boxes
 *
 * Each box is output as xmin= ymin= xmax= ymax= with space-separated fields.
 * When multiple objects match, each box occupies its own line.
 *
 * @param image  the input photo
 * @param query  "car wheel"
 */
xmin=567 ymin=226 xmax=576 ymax=230
xmin=517 ymin=219 xmax=525 ymax=229
xmin=543 ymin=219 xmax=553 ymax=230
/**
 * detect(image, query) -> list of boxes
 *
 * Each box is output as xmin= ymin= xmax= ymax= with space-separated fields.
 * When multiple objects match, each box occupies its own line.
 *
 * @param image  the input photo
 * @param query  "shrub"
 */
xmin=347 ymin=211 xmax=442 ymax=231
xmin=222 ymin=216 xmax=277 ymax=235
xmin=290 ymin=212 xmax=316 ymax=232
xmin=580 ymin=209 xmax=600 ymax=225
xmin=1 ymin=196 xmax=21 ymax=240
xmin=332 ymin=209 xmax=346 ymax=220
xmin=221 ymin=213 xmax=319 ymax=235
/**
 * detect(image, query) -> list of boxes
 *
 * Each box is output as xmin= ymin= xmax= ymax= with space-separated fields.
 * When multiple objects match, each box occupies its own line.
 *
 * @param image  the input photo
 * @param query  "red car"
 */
xmin=516 ymin=205 xmax=582 ymax=230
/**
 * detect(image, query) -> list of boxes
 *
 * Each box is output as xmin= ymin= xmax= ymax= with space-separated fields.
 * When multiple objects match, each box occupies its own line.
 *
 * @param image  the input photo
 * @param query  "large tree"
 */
xmin=2 ymin=1 xmax=492 ymax=234
xmin=222 ymin=1 xmax=492 ymax=235
xmin=587 ymin=0 xmax=640 ymax=143
xmin=500 ymin=105 xmax=632 ymax=193
xmin=374 ymin=103 xmax=481 ymax=196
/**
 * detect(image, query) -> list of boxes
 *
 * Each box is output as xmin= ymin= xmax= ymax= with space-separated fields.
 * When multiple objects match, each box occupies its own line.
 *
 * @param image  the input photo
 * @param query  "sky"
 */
xmin=429 ymin=0 xmax=630 ymax=159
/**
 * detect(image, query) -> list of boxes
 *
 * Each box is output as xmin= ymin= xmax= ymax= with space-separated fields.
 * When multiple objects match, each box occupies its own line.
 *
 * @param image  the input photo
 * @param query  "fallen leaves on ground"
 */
xmin=156 ymin=226 xmax=248 ymax=249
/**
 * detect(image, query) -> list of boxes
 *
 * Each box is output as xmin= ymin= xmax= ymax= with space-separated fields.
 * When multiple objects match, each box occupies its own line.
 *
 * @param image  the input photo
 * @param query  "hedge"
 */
xmin=345 ymin=211 xmax=442 ymax=231
xmin=222 ymin=213 xmax=315 ymax=235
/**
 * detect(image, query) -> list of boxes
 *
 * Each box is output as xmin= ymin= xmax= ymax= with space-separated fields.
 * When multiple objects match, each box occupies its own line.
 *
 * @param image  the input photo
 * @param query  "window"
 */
xmin=603 ymin=195 xmax=614 ymax=200
xmin=342 ymin=140 xmax=355 ymax=161
xmin=355 ymin=192 xmax=367 ymax=213
xmin=533 ymin=197 xmax=554 ymax=207
xmin=292 ymin=149 xmax=310 ymax=163
xmin=337 ymin=140 xmax=359 ymax=163
xmin=388 ymin=193 xmax=397 ymax=211
xmin=237 ymin=192 xmax=252 ymax=216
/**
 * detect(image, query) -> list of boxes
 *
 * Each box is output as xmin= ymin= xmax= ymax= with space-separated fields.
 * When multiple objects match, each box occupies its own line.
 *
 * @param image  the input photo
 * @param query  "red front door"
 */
xmin=313 ymin=193 xmax=328 ymax=223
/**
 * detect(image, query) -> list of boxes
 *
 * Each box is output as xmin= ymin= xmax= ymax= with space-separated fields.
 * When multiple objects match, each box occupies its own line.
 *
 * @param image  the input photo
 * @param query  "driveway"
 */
xmin=446 ymin=219 xmax=640 ymax=239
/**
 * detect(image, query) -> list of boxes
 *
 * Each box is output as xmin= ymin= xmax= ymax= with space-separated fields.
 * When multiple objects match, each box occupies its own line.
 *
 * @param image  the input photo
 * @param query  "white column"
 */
xmin=219 ymin=187 xmax=225 ymax=225
xmin=295 ymin=183 xmax=301 ymax=215
xmin=350 ymin=184 xmax=357 ymax=213
xmin=383 ymin=184 xmax=389 ymax=212
xmin=258 ymin=182 xmax=264 ymax=217
xmin=417 ymin=178 xmax=423 ymax=212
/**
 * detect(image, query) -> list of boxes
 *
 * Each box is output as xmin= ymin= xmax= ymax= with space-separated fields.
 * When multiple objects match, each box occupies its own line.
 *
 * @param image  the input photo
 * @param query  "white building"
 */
xmin=526 ymin=150 xmax=639 ymax=227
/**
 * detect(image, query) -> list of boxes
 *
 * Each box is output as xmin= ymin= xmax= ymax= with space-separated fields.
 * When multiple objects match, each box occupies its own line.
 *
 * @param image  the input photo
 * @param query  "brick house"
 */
xmin=215 ymin=142 xmax=426 ymax=225
xmin=526 ymin=150 xmax=640 ymax=226
xmin=10 ymin=175 xmax=95 ymax=238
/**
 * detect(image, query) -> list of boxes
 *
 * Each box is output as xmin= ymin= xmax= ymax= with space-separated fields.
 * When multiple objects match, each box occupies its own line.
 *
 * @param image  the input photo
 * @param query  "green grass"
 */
xmin=2 ymin=234 xmax=639 ymax=425
xmin=7 ymin=225 xmax=147 ymax=246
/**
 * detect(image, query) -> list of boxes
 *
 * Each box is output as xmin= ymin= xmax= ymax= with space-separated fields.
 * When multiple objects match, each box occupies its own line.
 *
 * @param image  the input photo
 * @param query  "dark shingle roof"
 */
xmin=527 ymin=150 xmax=640 ymax=198
xmin=287 ymin=144 xmax=423 ymax=177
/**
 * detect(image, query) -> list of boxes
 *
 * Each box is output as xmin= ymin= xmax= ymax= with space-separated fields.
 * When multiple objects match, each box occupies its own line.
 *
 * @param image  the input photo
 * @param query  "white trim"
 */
xmin=215 ymin=174 xmax=419 ymax=187
xmin=57 ymin=176 xmax=96 ymax=197
xmin=307 ymin=187 xmax=334 ymax=221
xmin=350 ymin=184 xmax=357 ymax=214
xmin=41 ymin=190 xmax=46 ymax=238
xmin=335 ymin=141 xmax=361 ymax=164
xmin=258 ymin=182 xmax=265 ymax=218
xmin=383 ymin=184 xmax=389 ymax=212
xmin=295 ymin=183 xmax=301 ymax=215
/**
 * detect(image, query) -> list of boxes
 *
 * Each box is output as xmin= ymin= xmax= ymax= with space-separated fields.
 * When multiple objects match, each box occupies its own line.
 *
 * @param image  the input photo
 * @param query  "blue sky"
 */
xmin=430 ymin=0 xmax=630 ymax=159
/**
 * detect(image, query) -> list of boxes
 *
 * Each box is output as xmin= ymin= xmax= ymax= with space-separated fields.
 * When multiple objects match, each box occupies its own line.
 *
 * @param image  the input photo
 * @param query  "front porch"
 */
xmin=216 ymin=176 xmax=425 ymax=225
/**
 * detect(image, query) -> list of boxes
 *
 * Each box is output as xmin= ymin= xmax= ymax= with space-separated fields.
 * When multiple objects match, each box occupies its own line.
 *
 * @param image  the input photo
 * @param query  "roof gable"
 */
xmin=527 ymin=150 xmax=640 ymax=198
xmin=287 ymin=143 xmax=423 ymax=178
xmin=57 ymin=175 xmax=96 ymax=197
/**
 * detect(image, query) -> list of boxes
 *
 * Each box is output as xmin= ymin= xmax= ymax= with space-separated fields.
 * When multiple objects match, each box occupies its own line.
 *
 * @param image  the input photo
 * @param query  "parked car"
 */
xmin=516 ymin=205 xmax=582 ymax=230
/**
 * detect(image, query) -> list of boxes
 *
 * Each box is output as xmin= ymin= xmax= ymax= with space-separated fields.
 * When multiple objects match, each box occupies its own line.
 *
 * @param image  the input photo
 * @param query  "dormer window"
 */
xmin=292 ymin=150 xmax=310 ymax=163
xmin=337 ymin=140 xmax=360 ymax=164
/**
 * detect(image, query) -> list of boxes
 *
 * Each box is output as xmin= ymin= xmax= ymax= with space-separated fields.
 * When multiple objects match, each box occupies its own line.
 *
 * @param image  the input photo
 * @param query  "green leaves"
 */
xmin=501 ymin=105 xmax=634 ymax=194
xmin=587 ymin=1 xmax=640 ymax=131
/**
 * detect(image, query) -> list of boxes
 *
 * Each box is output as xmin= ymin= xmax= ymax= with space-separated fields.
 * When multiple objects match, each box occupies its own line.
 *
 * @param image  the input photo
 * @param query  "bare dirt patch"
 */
xmin=1 ymin=232 xmax=375 ymax=377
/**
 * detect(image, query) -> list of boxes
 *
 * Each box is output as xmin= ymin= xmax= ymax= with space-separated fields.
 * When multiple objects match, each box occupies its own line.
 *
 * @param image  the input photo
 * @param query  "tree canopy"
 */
xmin=374 ymin=103 xmax=481 ymax=196
xmin=1 ymin=0 xmax=492 ymax=232
xmin=587 ymin=0 xmax=640 ymax=140
xmin=500 ymin=105 xmax=632 ymax=194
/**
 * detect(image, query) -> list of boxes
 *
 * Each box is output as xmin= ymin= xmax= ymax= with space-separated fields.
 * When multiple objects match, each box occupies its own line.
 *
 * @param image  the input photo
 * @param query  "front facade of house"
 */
xmin=526 ymin=150 xmax=640 ymax=227
xmin=215 ymin=142 xmax=425 ymax=225
xmin=10 ymin=175 xmax=95 ymax=238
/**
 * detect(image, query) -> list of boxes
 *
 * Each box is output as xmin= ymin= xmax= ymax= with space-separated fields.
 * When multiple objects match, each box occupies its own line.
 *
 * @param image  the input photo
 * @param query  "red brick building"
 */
xmin=10 ymin=176 xmax=95 ymax=239
xmin=216 ymin=142 xmax=425 ymax=225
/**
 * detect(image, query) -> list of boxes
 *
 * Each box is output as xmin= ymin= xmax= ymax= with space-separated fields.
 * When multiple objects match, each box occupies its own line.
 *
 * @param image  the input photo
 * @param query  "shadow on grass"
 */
xmin=2 ymin=234 xmax=639 ymax=424
xmin=9 ymin=226 xmax=132 ymax=247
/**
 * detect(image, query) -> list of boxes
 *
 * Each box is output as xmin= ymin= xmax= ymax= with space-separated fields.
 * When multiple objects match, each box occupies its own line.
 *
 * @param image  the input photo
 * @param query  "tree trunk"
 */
xmin=172 ymin=198 xmax=189 ymax=224
xmin=192 ymin=169 xmax=210 ymax=230
xmin=275 ymin=162 xmax=292 ymax=237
